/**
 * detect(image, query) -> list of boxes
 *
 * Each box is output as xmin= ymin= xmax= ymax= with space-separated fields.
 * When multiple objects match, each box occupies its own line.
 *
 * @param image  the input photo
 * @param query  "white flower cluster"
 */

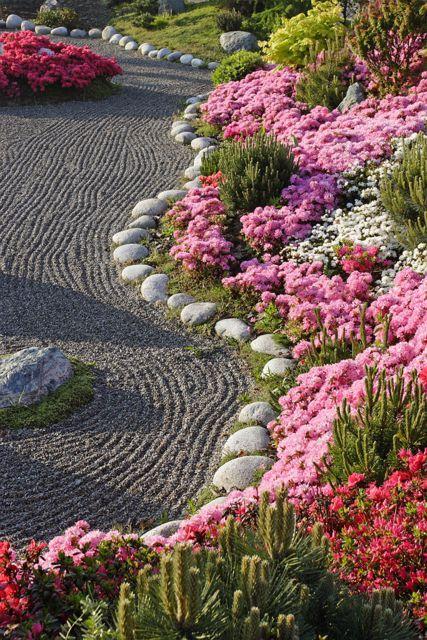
xmin=283 ymin=134 xmax=426 ymax=291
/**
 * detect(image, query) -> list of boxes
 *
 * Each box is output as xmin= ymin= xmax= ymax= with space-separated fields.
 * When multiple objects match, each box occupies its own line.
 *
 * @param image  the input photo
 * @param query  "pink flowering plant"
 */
xmin=0 ymin=31 xmax=122 ymax=99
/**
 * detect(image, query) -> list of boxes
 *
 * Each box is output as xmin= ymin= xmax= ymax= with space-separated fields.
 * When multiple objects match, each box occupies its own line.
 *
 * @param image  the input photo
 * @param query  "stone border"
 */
xmin=110 ymin=94 xmax=299 ymax=537
xmin=0 ymin=14 xmax=220 ymax=70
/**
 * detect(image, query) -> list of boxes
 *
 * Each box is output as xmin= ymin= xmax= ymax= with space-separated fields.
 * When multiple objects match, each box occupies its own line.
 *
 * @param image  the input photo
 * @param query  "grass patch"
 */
xmin=0 ymin=78 xmax=120 ymax=108
xmin=186 ymin=484 xmax=224 ymax=514
xmin=111 ymin=1 xmax=225 ymax=62
xmin=0 ymin=359 xmax=95 ymax=429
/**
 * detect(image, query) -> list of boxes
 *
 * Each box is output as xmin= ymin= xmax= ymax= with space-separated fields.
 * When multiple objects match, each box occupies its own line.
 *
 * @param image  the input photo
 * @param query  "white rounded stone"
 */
xmin=171 ymin=123 xmax=194 ymax=136
xmin=180 ymin=302 xmax=217 ymax=326
xmin=208 ymin=61 xmax=219 ymax=70
xmin=113 ymin=243 xmax=148 ymax=265
xmin=35 ymin=25 xmax=51 ymax=35
xmin=184 ymin=166 xmax=201 ymax=180
xmin=175 ymin=131 xmax=197 ymax=145
xmin=250 ymin=334 xmax=291 ymax=357
xmin=142 ymin=520 xmax=183 ymax=541
xmin=109 ymin=33 xmax=122 ymax=44
xmin=141 ymin=274 xmax=169 ymax=303
xmin=184 ymin=179 xmax=201 ymax=190
xmin=88 ymin=28 xmax=102 ymax=38
xmin=191 ymin=137 xmax=216 ymax=151
xmin=6 ymin=14 xmax=22 ymax=29
xmin=121 ymin=264 xmax=153 ymax=284
xmin=125 ymin=41 xmax=138 ymax=51
xmin=215 ymin=318 xmax=251 ymax=342
xmin=157 ymin=47 xmax=171 ymax=59
xmin=50 ymin=26 xmax=68 ymax=35
xmin=180 ymin=53 xmax=193 ymax=65
xmin=262 ymin=357 xmax=295 ymax=378
xmin=212 ymin=456 xmax=273 ymax=492
xmin=21 ymin=20 xmax=35 ymax=31
xmin=139 ymin=43 xmax=155 ymax=55
xmin=200 ymin=496 xmax=228 ymax=510
xmin=148 ymin=50 xmax=159 ymax=58
xmin=112 ymin=228 xmax=150 ymax=245
xmin=186 ymin=96 xmax=200 ymax=105
xmin=167 ymin=293 xmax=196 ymax=310
xmin=191 ymin=58 xmax=204 ymax=68
xmin=222 ymin=426 xmax=270 ymax=456
xmin=239 ymin=402 xmax=276 ymax=426
xmin=167 ymin=51 xmax=183 ymax=62
xmin=102 ymin=25 xmax=116 ymax=40
xmin=70 ymin=28 xmax=87 ymax=38
xmin=119 ymin=35 xmax=134 ymax=47
xmin=131 ymin=198 xmax=168 ymax=218
xmin=184 ymin=102 xmax=201 ymax=115
xmin=157 ymin=189 xmax=187 ymax=201
xmin=184 ymin=113 xmax=198 ymax=121
xmin=128 ymin=215 xmax=157 ymax=230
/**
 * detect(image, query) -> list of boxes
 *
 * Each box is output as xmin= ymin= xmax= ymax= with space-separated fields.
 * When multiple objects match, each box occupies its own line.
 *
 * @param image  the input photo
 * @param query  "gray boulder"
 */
xmin=112 ymin=228 xmax=150 ymax=245
xmin=338 ymin=82 xmax=365 ymax=112
xmin=184 ymin=166 xmax=201 ymax=180
xmin=167 ymin=51 xmax=182 ymax=62
xmin=121 ymin=264 xmax=153 ymax=284
xmin=184 ymin=179 xmax=202 ymax=190
xmin=88 ymin=28 xmax=102 ymax=38
xmin=148 ymin=49 xmax=159 ymax=58
xmin=238 ymin=401 xmax=276 ymax=426
xmin=113 ymin=243 xmax=149 ymax=265
xmin=109 ymin=33 xmax=122 ymax=44
xmin=184 ymin=102 xmax=201 ymax=115
xmin=250 ymin=334 xmax=291 ymax=357
xmin=50 ymin=26 xmax=68 ymax=36
xmin=167 ymin=293 xmax=196 ymax=310
xmin=141 ymin=274 xmax=169 ymax=303
xmin=171 ymin=123 xmax=194 ymax=136
xmin=180 ymin=54 xmax=193 ymax=65
xmin=181 ymin=302 xmax=217 ymax=326
xmin=142 ymin=519 xmax=183 ymax=541
xmin=125 ymin=41 xmax=138 ymax=51
xmin=191 ymin=137 xmax=216 ymax=152
xmin=191 ymin=58 xmax=204 ymax=68
xmin=102 ymin=25 xmax=116 ymax=40
xmin=215 ymin=318 xmax=250 ymax=342
xmin=261 ymin=357 xmax=295 ymax=378
xmin=119 ymin=35 xmax=134 ymax=47
xmin=131 ymin=198 xmax=168 ymax=218
xmin=158 ymin=0 xmax=185 ymax=14
xmin=6 ymin=14 xmax=22 ymax=29
xmin=21 ymin=20 xmax=36 ymax=31
xmin=139 ymin=43 xmax=155 ymax=55
xmin=222 ymin=426 xmax=270 ymax=456
xmin=0 ymin=347 xmax=73 ymax=409
xmin=35 ymin=25 xmax=51 ymax=34
xmin=157 ymin=189 xmax=187 ymax=201
xmin=175 ymin=131 xmax=197 ymax=145
xmin=70 ymin=29 xmax=87 ymax=38
xmin=213 ymin=456 xmax=273 ymax=492
xmin=220 ymin=31 xmax=258 ymax=54
xmin=157 ymin=47 xmax=172 ymax=59
xmin=129 ymin=215 xmax=157 ymax=230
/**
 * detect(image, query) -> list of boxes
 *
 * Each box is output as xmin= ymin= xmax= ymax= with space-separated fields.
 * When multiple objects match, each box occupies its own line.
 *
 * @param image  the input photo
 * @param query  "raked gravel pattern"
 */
xmin=0 ymin=39 xmax=249 ymax=547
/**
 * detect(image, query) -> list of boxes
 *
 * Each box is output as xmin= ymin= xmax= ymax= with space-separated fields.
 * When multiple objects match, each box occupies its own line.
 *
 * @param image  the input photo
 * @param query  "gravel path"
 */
xmin=0 ymin=41 xmax=249 ymax=547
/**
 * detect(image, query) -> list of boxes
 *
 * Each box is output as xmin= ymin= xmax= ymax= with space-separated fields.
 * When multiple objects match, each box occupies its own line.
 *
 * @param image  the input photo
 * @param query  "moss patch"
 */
xmin=0 ymin=359 xmax=95 ymax=429
xmin=111 ymin=1 xmax=225 ymax=62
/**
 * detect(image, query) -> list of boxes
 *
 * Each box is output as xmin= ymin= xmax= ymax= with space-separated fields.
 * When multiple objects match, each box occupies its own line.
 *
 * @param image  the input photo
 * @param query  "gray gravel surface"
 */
xmin=0 ymin=40 xmax=249 ymax=547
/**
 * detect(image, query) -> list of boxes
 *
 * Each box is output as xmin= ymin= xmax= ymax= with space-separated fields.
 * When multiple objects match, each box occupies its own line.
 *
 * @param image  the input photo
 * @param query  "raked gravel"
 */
xmin=0 ymin=38 xmax=249 ymax=548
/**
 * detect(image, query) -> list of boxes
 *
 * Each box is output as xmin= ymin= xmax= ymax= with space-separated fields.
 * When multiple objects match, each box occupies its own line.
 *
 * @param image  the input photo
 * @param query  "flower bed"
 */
xmin=0 ymin=31 xmax=122 ymax=101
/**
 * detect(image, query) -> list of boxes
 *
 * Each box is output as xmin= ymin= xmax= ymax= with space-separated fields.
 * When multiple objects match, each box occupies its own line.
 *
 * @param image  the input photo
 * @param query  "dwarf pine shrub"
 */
xmin=325 ymin=366 xmax=427 ymax=485
xmin=216 ymin=9 xmax=244 ymax=32
xmin=201 ymin=131 xmax=297 ymax=213
xmin=380 ymin=133 xmax=427 ymax=249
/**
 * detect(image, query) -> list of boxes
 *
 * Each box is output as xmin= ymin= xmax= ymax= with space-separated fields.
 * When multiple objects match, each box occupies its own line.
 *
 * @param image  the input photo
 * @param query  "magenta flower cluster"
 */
xmin=0 ymin=31 xmax=122 ymax=97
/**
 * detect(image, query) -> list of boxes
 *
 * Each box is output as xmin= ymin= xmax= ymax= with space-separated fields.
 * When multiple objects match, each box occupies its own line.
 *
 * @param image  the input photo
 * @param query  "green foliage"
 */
xmin=216 ymin=8 xmax=243 ymax=32
xmin=325 ymin=366 xmax=427 ymax=485
xmin=201 ymin=131 xmax=297 ymax=213
xmin=212 ymin=50 xmax=264 ymax=85
xmin=219 ymin=0 xmax=266 ymax=18
xmin=264 ymin=0 xmax=345 ymax=66
xmin=244 ymin=0 xmax=312 ymax=40
xmin=108 ymin=492 xmax=415 ymax=639
xmin=380 ymin=133 xmax=427 ymax=249
xmin=36 ymin=7 xmax=80 ymax=29
xmin=0 ymin=359 xmax=95 ymax=429
xmin=295 ymin=37 xmax=353 ymax=110
xmin=59 ymin=596 xmax=116 ymax=639
xmin=132 ymin=12 xmax=155 ymax=28
xmin=351 ymin=0 xmax=426 ymax=95
xmin=194 ymin=120 xmax=222 ymax=140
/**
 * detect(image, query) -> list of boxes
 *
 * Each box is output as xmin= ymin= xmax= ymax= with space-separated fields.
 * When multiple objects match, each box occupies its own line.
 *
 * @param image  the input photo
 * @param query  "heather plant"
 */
xmin=325 ymin=366 xmax=427 ymax=484
xmin=110 ymin=492 xmax=415 ymax=640
xmin=35 ymin=7 xmax=80 ymax=29
xmin=212 ymin=51 xmax=264 ymax=86
xmin=351 ymin=0 xmax=427 ymax=95
xmin=216 ymin=9 xmax=243 ymax=32
xmin=201 ymin=131 xmax=297 ymax=213
xmin=263 ymin=0 xmax=345 ymax=67
xmin=380 ymin=133 xmax=427 ymax=249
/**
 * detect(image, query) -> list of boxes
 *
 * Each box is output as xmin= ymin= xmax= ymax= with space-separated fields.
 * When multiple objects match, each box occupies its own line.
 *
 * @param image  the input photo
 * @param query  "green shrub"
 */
xmin=212 ymin=50 xmax=264 ymax=85
xmin=132 ymin=11 xmax=155 ymax=27
xmin=380 ymin=133 xmax=427 ymax=249
xmin=201 ymin=130 xmax=297 ymax=213
xmin=295 ymin=38 xmax=354 ymax=110
xmin=244 ymin=0 xmax=311 ymax=40
xmin=219 ymin=0 xmax=266 ymax=17
xmin=108 ymin=492 xmax=416 ymax=640
xmin=36 ymin=7 xmax=80 ymax=29
xmin=263 ymin=0 xmax=345 ymax=67
xmin=325 ymin=366 xmax=427 ymax=485
xmin=352 ymin=0 xmax=426 ymax=95
xmin=216 ymin=8 xmax=244 ymax=31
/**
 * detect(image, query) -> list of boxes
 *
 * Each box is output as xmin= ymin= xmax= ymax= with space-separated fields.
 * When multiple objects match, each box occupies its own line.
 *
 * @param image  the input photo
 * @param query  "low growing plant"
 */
xmin=216 ymin=8 xmax=243 ymax=32
xmin=212 ymin=50 xmax=264 ymax=85
xmin=201 ymin=131 xmax=297 ymax=213
xmin=35 ymin=7 xmax=80 ymax=29
xmin=244 ymin=0 xmax=311 ymax=40
xmin=380 ymin=133 xmax=427 ymax=249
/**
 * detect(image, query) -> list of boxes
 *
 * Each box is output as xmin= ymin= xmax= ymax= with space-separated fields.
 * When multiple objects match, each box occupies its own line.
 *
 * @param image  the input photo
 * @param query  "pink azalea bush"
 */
xmin=0 ymin=31 xmax=122 ymax=98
